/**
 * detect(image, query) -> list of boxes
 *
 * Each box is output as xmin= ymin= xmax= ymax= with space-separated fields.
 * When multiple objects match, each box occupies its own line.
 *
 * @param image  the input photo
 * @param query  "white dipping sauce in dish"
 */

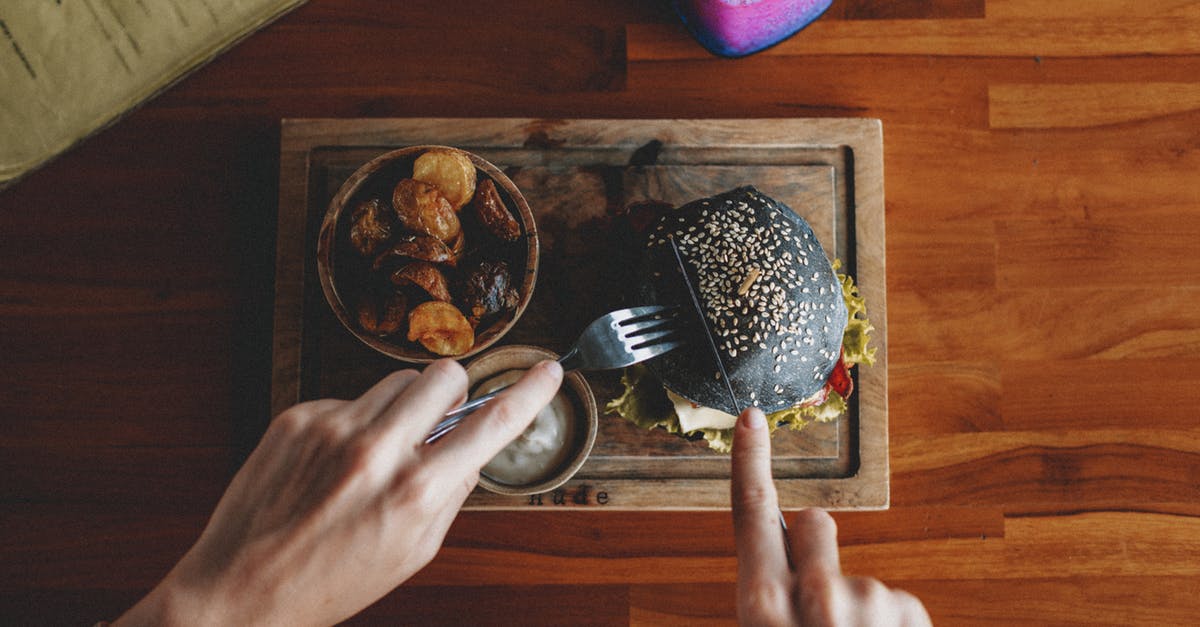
xmin=479 ymin=369 xmax=576 ymax=485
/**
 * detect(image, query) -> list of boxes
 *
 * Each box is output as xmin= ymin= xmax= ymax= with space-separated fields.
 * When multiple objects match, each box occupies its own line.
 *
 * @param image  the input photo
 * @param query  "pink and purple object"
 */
xmin=673 ymin=0 xmax=834 ymax=58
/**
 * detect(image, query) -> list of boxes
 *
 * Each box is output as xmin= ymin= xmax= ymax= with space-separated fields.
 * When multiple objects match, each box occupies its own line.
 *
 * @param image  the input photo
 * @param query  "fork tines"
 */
xmin=617 ymin=305 xmax=684 ymax=351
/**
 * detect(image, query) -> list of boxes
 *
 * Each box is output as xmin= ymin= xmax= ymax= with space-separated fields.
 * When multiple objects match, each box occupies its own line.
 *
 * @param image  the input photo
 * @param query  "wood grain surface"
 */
xmin=2 ymin=0 xmax=1198 ymax=624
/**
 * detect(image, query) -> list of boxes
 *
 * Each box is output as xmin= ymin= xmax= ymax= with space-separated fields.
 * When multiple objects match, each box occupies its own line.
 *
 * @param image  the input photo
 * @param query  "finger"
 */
xmin=790 ymin=508 xmax=841 ymax=581
xmin=894 ymin=589 xmax=933 ymax=627
xmin=371 ymin=359 xmax=470 ymax=444
xmin=424 ymin=359 xmax=563 ymax=471
xmin=348 ymin=370 xmax=421 ymax=422
xmin=731 ymin=407 xmax=789 ymax=578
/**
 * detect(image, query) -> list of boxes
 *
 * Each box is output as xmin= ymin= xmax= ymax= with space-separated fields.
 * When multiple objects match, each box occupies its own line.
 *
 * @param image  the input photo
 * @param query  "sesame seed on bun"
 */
xmin=638 ymin=186 xmax=849 ymax=415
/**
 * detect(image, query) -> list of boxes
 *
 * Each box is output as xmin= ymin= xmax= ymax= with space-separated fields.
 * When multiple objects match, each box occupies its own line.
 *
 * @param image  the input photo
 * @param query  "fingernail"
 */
xmin=741 ymin=407 xmax=766 ymax=430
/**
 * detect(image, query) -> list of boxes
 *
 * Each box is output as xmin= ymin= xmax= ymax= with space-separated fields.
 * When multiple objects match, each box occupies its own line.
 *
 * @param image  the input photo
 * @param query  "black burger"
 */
xmin=607 ymin=187 xmax=875 ymax=451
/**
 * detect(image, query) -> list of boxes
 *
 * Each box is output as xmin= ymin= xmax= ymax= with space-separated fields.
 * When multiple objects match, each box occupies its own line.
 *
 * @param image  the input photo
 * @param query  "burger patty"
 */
xmin=637 ymin=186 xmax=848 ymax=414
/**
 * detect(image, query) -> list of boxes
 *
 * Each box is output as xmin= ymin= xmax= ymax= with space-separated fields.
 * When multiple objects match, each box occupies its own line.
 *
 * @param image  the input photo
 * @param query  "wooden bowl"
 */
xmin=465 ymin=346 xmax=598 ymax=496
xmin=317 ymin=146 xmax=538 ymax=364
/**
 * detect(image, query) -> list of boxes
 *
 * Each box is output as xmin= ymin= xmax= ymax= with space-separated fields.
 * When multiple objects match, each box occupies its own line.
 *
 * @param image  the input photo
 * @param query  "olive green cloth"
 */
xmin=0 ymin=0 xmax=306 ymax=186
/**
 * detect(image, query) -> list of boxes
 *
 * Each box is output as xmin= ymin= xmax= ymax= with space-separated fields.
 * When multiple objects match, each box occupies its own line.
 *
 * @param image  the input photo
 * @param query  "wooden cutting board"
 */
xmin=273 ymin=118 xmax=886 ymax=510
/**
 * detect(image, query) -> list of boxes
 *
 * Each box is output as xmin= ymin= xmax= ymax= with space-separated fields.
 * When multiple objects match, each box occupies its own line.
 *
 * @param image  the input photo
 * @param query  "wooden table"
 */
xmin=3 ymin=1 xmax=1198 ymax=624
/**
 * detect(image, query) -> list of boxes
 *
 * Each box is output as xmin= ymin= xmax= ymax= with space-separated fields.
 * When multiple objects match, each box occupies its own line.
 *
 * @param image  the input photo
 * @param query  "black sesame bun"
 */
xmin=637 ymin=187 xmax=849 ymax=415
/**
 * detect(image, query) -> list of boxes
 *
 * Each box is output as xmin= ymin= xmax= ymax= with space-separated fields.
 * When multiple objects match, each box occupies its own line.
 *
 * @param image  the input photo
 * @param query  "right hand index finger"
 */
xmin=731 ymin=407 xmax=790 ymax=578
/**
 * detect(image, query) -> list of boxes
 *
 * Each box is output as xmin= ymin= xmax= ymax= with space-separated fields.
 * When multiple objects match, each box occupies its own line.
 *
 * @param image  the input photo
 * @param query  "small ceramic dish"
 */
xmin=464 ymin=345 xmax=598 ymax=496
xmin=317 ymin=145 xmax=538 ymax=364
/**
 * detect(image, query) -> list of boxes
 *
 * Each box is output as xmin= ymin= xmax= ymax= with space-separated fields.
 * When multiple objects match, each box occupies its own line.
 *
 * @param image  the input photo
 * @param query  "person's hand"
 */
xmin=115 ymin=358 xmax=563 ymax=627
xmin=731 ymin=407 xmax=931 ymax=626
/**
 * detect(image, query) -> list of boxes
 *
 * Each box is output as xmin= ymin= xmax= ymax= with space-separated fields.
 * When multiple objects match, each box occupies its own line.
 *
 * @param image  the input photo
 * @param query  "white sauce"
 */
xmin=481 ymin=370 xmax=576 ymax=485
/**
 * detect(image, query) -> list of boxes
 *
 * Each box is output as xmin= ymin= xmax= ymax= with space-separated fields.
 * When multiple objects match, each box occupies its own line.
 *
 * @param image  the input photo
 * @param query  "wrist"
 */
xmin=113 ymin=570 xmax=229 ymax=627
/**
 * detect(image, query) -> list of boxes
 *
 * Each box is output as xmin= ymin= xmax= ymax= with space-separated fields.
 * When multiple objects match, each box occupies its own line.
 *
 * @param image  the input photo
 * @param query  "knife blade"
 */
xmin=667 ymin=234 xmax=741 ymax=413
xmin=669 ymin=235 xmax=792 ymax=570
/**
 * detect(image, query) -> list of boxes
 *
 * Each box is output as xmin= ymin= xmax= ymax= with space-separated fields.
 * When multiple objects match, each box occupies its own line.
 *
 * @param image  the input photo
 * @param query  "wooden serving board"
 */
xmin=273 ymin=118 xmax=887 ymax=510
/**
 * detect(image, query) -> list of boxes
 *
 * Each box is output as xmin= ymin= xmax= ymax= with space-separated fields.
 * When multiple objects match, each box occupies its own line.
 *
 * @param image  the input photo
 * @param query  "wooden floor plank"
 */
xmin=410 ymin=551 xmax=737 ymax=587
xmin=1000 ymin=359 xmax=1200 ymax=430
xmin=889 ymin=361 xmax=1003 ymax=435
xmin=835 ymin=0 xmax=986 ymax=20
xmin=887 ymin=219 xmax=996 ymax=293
xmin=627 ymin=575 xmax=1200 ymax=626
xmin=882 ymin=118 xmax=1200 ymax=223
xmin=445 ymin=511 xmax=737 ymax=559
xmin=201 ymin=24 xmax=626 ymax=94
xmin=627 ymin=18 xmax=1200 ymax=61
xmin=991 ymin=82 xmax=1200 ymax=129
xmin=0 ymin=590 xmax=147 ymax=626
xmin=0 ymin=446 xmax=232 ymax=505
xmin=833 ymin=506 xmax=1007 ymax=545
xmin=986 ymin=0 xmax=1200 ymax=19
xmin=629 ymin=583 xmax=736 ymax=626
xmin=996 ymin=217 xmax=1200 ymax=289
xmin=889 ymin=287 xmax=1200 ymax=362
xmin=893 ymin=429 xmax=1200 ymax=473
xmin=0 ymin=314 xmax=237 ymax=447
xmin=0 ymin=505 xmax=204 ymax=590
xmin=899 ymin=576 xmax=1200 ymax=626
xmin=348 ymin=585 xmax=631 ymax=627
xmin=839 ymin=512 xmax=1200 ymax=580
xmin=892 ymin=431 xmax=1200 ymax=508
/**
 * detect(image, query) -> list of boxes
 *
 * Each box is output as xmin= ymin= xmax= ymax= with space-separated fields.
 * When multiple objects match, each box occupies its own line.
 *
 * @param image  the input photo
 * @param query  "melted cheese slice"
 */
xmin=668 ymin=387 xmax=832 ymax=433
xmin=668 ymin=389 xmax=738 ymax=432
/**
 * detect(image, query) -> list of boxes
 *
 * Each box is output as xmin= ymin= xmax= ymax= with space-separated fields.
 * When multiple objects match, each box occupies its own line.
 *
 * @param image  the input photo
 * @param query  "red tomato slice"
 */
xmin=826 ymin=352 xmax=854 ymax=399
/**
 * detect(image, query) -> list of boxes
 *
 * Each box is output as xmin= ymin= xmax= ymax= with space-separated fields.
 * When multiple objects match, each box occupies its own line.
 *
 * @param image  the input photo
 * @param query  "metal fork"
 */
xmin=424 ymin=305 xmax=683 ymax=444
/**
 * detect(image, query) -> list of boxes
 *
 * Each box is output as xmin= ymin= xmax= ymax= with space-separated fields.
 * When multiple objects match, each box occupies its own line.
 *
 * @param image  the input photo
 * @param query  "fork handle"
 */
xmin=424 ymin=350 xmax=578 ymax=444
xmin=444 ymin=388 xmax=505 ymax=424
xmin=424 ymin=387 xmax=507 ymax=444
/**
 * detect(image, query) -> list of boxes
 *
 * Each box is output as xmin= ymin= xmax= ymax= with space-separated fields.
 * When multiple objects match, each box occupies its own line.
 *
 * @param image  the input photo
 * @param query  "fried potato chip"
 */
xmin=407 ymin=301 xmax=474 ymax=356
xmin=471 ymin=178 xmax=522 ymax=242
xmin=357 ymin=291 xmax=407 ymax=336
xmin=413 ymin=149 xmax=477 ymax=212
xmin=389 ymin=261 xmax=452 ymax=302
xmin=373 ymin=233 xmax=457 ymax=270
xmin=460 ymin=260 xmax=519 ymax=327
xmin=348 ymin=197 xmax=393 ymax=256
xmin=393 ymin=178 xmax=462 ymax=242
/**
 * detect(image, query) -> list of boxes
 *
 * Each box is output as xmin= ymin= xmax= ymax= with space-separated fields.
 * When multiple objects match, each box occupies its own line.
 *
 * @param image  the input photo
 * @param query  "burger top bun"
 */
xmin=637 ymin=187 xmax=849 ymax=415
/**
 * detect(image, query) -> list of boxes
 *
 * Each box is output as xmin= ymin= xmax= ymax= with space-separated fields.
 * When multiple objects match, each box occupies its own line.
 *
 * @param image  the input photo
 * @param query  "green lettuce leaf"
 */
xmin=798 ymin=389 xmax=847 ymax=424
xmin=834 ymin=260 xmax=876 ymax=368
xmin=605 ymin=364 xmax=679 ymax=434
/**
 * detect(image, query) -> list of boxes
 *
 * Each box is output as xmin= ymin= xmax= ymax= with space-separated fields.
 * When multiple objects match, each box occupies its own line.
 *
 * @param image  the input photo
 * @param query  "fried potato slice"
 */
xmin=393 ymin=179 xmax=462 ymax=242
xmin=357 ymin=291 xmax=407 ymax=336
xmin=389 ymin=261 xmax=452 ymax=302
xmin=471 ymin=178 xmax=522 ymax=242
xmin=372 ymin=233 xmax=457 ymax=270
xmin=349 ymin=197 xmax=393 ymax=256
xmin=407 ymin=301 xmax=474 ymax=356
xmin=460 ymin=260 xmax=519 ymax=327
xmin=412 ymin=149 xmax=477 ymax=211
